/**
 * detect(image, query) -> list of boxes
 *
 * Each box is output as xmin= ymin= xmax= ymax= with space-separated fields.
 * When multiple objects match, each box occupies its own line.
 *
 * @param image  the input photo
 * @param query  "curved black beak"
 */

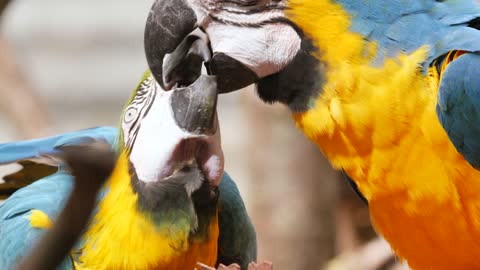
xmin=144 ymin=0 xmax=259 ymax=94
xmin=171 ymin=74 xmax=218 ymax=135
xmin=144 ymin=0 xmax=198 ymax=90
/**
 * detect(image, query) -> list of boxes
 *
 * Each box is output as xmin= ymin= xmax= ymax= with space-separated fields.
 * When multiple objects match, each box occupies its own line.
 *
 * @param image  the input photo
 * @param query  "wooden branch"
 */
xmin=13 ymin=141 xmax=115 ymax=270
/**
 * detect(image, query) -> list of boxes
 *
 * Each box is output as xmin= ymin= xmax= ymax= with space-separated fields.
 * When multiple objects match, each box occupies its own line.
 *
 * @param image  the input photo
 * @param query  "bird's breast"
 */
xmin=75 ymin=153 xmax=220 ymax=270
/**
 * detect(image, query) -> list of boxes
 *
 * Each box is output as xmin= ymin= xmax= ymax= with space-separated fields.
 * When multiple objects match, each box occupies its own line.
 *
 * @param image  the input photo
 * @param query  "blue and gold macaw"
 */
xmin=144 ymin=0 xmax=480 ymax=269
xmin=0 ymin=72 xmax=256 ymax=270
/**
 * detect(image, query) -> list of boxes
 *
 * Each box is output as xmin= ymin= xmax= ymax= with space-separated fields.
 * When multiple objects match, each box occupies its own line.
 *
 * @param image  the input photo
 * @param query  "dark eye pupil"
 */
xmin=124 ymin=108 xmax=137 ymax=123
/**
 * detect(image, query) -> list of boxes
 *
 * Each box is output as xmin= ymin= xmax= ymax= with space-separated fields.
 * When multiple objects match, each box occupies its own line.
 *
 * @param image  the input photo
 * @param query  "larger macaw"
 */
xmin=0 ymin=72 xmax=257 ymax=270
xmin=144 ymin=0 xmax=480 ymax=269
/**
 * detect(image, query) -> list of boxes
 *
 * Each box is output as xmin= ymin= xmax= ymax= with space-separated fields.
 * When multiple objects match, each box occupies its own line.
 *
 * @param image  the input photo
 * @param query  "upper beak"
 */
xmin=144 ymin=0 xmax=259 ymax=93
xmin=144 ymin=0 xmax=199 ymax=90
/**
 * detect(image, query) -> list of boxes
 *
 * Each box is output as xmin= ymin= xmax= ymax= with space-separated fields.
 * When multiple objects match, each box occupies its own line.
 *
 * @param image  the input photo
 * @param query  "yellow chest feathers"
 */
xmin=287 ymin=0 xmax=479 ymax=202
xmin=74 ymin=153 xmax=219 ymax=270
xmin=288 ymin=1 xmax=480 ymax=268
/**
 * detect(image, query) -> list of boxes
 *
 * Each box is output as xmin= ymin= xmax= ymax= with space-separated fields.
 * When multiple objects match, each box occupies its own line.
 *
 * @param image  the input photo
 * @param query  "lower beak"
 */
xmin=171 ymin=74 xmax=218 ymax=136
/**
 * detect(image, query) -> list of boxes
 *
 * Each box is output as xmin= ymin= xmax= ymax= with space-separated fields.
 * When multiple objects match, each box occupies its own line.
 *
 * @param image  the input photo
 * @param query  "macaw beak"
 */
xmin=144 ymin=0 xmax=320 ymax=109
xmin=171 ymin=74 xmax=218 ymax=136
xmin=144 ymin=0 xmax=259 ymax=93
xmin=144 ymin=0 xmax=200 ymax=90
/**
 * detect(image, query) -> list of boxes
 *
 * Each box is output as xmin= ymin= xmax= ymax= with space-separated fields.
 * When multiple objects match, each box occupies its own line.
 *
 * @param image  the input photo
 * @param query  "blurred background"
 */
xmin=0 ymin=1 xmax=406 ymax=269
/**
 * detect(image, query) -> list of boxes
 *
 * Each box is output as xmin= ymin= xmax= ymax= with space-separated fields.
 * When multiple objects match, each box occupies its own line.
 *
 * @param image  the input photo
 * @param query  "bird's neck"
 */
xmin=76 ymin=152 xmax=218 ymax=269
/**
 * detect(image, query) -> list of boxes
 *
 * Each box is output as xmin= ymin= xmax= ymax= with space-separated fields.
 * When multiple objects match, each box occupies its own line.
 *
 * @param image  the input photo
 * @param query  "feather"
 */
xmin=330 ymin=0 xmax=480 ymax=69
xmin=287 ymin=0 xmax=480 ymax=269
xmin=437 ymin=52 xmax=480 ymax=168
xmin=217 ymin=173 xmax=257 ymax=269
xmin=0 ymin=127 xmax=118 ymax=199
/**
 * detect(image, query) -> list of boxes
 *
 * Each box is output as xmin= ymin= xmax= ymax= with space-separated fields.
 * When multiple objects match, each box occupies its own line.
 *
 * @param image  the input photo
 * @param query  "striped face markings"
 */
xmin=122 ymin=76 xmax=158 ymax=150
xmin=198 ymin=0 xmax=286 ymax=12
xmin=183 ymin=0 xmax=302 ymax=79
xmin=145 ymin=0 xmax=306 ymax=95
xmin=192 ymin=0 xmax=289 ymax=24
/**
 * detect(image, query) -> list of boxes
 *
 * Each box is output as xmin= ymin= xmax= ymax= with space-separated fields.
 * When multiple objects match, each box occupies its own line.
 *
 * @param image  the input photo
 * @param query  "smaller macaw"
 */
xmin=0 ymin=71 xmax=257 ymax=270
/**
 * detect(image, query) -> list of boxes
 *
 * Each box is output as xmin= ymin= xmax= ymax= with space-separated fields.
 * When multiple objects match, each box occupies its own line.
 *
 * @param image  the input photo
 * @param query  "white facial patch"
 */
xmin=188 ymin=0 xmax=301 ymax=78
xmin=122 ymin=74 xmax=223 ymax=186
xmin=206 ymin=23 xmax=301 ymax=78
xmin=127 ymin=89 xmax=198 ymax=183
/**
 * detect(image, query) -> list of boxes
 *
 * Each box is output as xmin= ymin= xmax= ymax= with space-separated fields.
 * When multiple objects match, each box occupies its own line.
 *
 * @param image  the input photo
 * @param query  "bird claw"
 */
xmin=195 ymin=262 xmax=273 ymax=270
xmin=248 ymin=261 xmax=273 ymax=270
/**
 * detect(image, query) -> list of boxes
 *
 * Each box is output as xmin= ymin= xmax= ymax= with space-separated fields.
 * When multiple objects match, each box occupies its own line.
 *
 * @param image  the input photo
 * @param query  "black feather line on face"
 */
xmin=206 ymin=9 xmax=324 ymax=111
xmin=256 ymin=37 xmax=325 ymax=112
xmin=211 ymin=0 xmax=287 ymax=13
xmin=123 ymin=78 xmax=157 ymax=151
xmin=208 ymin=13 xmax=299 ymax=31
xmin=215 ymin=4 xmax=287 ymax=15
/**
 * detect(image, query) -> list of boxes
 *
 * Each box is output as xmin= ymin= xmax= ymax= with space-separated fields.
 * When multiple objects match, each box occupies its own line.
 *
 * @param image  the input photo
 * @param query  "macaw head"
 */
xmin=144 ymin=0 xmax=324 ymax=112
xmin=119 ymin=71 xmax=223 ymax=217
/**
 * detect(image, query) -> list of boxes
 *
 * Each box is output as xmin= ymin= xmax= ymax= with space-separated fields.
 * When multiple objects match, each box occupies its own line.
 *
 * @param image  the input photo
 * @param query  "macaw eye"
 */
xmin=124 ymin=107 xmax=138 ymax=123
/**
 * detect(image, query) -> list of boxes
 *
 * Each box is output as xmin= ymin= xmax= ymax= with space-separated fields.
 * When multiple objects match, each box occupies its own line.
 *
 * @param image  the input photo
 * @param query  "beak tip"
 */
xmin=163 ymin=80 xmax=174 ymax=91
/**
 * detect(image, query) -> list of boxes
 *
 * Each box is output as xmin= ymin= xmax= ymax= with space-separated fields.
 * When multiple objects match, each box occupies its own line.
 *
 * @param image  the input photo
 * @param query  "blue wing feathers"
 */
xmin=0 ymin=173 xmax=74 ymax=220
xmin=436 ymin=52 xmax=480 ymax=168
xmin=431 ymin=0 xmax=480 ymax=24
xmin=0 ymin=126 xmax=118 ymax=165
xmin=0 ymin=127 xmax=118 ymax=269
xmin=0 ymin=173 xmax=74 ymax=269
xmin=337 ymin=0 xmax=480 ymax=69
